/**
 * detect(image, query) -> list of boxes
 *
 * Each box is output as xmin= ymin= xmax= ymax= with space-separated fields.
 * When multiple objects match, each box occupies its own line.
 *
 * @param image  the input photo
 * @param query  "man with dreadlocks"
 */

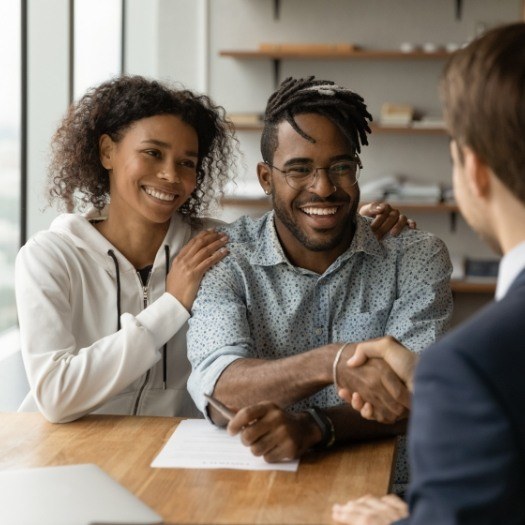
xmin=187 ymin=76 xmax=452 ymax=487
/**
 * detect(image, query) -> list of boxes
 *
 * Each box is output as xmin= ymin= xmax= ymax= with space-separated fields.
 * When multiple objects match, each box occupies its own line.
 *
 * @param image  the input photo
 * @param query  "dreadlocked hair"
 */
xmin=261 ymin=76 xmax=372 ymax=163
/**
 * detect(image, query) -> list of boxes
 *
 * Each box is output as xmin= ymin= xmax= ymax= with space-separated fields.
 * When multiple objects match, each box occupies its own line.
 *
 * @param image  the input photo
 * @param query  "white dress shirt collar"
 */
xmin=495 ymin=240 xmax=525 ymax=300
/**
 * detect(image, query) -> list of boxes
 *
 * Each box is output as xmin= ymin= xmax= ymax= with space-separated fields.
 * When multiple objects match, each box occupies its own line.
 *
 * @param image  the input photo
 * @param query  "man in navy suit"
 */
xmin=331 ymin=22 xmax=525 ymax=525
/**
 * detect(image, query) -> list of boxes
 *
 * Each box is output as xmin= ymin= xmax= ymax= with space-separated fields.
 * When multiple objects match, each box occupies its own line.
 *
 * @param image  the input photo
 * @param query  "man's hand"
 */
xmin=332 ymin=494 xmax=408 ymax=525
xmin=339 ymin=337 xmax=417 ymax=422
xmin=226 ymin=402 xmax=321 ymax=462
xmin=336 ymin=343 xmax=410 ymax=424
xmin=359 ymin=201 xmax=416 ymax=240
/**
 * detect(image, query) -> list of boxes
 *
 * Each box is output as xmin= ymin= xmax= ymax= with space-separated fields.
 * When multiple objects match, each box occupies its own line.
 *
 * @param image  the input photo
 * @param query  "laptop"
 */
xmin=0 ymin=463 xmax=163 ymax=525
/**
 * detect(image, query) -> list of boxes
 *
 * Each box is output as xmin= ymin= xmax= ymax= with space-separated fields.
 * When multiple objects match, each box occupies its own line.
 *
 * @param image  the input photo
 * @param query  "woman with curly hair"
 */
xmin=15 ymin=75 xmax=237 ymax=422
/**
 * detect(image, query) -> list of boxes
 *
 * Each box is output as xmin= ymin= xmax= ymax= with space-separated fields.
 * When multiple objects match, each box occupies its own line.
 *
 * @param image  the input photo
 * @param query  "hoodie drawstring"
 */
xmin=107 ymin=250 xmax=121 ymax=330
xmin=163 ymin=245 xmax=170 ymax=390
xmin=108 ymin=247 xmax=170 ymax=391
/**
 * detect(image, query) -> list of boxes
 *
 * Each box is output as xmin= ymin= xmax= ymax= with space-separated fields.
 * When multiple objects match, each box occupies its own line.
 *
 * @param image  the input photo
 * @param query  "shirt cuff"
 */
xmin=135 ymin=292 xmax=190 ymax=350
xmin=188 ymin=353 xmax=243 ymax=417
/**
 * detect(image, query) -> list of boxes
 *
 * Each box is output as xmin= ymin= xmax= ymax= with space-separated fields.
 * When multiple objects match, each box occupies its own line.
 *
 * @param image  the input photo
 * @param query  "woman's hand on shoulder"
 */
xmin=166 ymin=229 xmax=229 ymax=311
xmin=359 ymin=201 xmax=416 ymax=240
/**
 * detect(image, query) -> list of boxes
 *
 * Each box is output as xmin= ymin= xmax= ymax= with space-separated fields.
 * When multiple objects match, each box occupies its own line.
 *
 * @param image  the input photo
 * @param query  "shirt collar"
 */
xmin=495 ymin=240 xmax=525 ymax=300
xmin=250 ymin=211 xmax=384 ymax=269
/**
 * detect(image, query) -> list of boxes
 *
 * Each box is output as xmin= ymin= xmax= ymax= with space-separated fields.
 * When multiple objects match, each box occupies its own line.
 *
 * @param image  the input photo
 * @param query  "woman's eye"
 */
xmin=145 ymin=150 xmax=161 ymax=158
xmin=178 ymin=160 xmax=197 ymax=169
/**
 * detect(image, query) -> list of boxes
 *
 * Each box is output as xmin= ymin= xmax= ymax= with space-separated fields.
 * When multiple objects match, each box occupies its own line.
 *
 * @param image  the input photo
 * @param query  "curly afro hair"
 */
xmin=48 ymin=75 xmax=238 ymax=219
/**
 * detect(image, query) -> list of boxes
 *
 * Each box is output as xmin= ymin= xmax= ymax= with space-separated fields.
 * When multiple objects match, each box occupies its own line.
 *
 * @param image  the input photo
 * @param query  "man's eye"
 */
xmin=287 ymin=166 xmax=311 ymax=176
xmin=330 ymin=162 xmax=355 ymax=174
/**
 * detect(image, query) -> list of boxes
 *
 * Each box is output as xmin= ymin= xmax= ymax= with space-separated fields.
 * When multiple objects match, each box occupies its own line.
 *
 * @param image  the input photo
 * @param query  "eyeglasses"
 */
xmin=265 ymin=157 xmax=362 ymax=190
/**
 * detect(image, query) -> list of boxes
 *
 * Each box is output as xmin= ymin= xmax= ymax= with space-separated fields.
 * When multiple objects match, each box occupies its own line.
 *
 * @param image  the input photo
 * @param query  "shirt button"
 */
xmin=315 ymin=327 xmax=323 ymax=335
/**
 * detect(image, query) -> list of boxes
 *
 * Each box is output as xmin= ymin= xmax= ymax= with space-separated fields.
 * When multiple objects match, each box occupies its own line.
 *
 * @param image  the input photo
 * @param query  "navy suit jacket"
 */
xmin=397 ymin=269 xmax=525 ymax=525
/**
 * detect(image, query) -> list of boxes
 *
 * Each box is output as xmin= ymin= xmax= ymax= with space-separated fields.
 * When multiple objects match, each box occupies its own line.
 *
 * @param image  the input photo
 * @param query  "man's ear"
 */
xmin=257 ymin=162 xmax=273 ymax=196
xmin=463 ymin=146 xmax=491 ymax=199
xmin=99 ymin=134 xmax=115 ymax=170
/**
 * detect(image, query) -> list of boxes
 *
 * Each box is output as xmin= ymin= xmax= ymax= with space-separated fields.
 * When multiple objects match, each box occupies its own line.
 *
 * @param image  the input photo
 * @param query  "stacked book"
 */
xmin=379 ymin=103 xmax=414 ymax=127
xmin=360 ymin=175 xmax=442 ymax=204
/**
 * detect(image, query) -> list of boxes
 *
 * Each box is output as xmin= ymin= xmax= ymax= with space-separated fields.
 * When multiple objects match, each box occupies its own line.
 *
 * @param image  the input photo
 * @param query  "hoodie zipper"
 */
xmin=132 ymin=270 xmax=152 ymax=415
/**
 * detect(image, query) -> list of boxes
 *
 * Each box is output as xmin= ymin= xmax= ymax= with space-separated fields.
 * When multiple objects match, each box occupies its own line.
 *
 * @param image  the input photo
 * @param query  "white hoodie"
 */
xmin=16 ymin=210 xmax=218 ymax=422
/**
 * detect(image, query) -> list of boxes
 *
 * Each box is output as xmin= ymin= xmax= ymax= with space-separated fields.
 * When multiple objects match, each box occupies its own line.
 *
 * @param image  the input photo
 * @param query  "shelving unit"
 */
xmin=218 ymin=41 xmax=498 ymax=301
xmin=220 ymin=48 xmax=451 ymax=87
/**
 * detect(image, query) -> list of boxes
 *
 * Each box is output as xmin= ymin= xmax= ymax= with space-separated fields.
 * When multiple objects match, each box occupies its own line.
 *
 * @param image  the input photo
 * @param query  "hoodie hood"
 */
xmin=48 ymin=209 xmax=194 ymax=273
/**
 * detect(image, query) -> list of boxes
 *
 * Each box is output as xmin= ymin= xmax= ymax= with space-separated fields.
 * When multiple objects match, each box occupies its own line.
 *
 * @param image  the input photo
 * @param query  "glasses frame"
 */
xmin=264 ymin=156 xmax=362 ymax=190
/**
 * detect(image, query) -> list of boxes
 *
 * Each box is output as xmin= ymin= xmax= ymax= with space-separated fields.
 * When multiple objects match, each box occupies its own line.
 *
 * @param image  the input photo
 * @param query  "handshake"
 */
xmin=335 ymin=336 xmax=418 ymax=424
xmin=208 ymin=335 xmax=418 ymax=463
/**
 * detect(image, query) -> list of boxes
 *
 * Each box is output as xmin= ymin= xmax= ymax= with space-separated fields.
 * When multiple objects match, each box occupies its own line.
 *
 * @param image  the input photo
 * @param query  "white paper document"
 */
xmin=151 ymin=419 xmax=299 ymax=472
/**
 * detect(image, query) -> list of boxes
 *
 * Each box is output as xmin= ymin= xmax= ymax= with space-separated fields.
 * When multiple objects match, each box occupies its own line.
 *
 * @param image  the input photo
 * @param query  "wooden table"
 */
xmin=0 ymin=412 xmax=396 ymax=524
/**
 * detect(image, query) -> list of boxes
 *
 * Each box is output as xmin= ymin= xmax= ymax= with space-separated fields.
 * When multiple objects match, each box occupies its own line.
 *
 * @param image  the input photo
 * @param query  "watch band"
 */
xmin=304 ymin=406 xmax=336 ymax=450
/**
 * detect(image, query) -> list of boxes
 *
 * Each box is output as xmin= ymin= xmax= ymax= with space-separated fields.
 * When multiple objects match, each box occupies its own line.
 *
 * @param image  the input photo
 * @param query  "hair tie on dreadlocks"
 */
xmin=302 ymin=84 xmax=338 ymax=96
xmin=260 ymin=76 xmax=372 ymax=163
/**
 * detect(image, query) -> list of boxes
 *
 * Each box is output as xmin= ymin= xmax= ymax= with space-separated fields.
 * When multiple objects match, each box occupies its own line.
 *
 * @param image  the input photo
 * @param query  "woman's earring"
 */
xmin=264 ymin=189 xmax=271 ymax=195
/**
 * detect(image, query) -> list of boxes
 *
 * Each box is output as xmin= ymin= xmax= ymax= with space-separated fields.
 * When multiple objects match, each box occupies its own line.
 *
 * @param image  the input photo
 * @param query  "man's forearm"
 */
xmin=210 ymin=344 xmax=340 ymax=425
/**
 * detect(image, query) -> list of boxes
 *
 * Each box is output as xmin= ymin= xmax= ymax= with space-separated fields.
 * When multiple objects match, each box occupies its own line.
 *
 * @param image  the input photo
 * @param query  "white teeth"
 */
xmin=302 ymin=207 xmax=338 ymax=216
xmin=144 ymin=186 xmax=176 ymax=202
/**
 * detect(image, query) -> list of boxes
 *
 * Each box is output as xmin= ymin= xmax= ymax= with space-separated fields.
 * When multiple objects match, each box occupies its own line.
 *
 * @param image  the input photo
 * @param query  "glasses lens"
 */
xmin=285 ymin=165 xmax=314 ymax=189
xmin=278 ymin=159 xmax=361 ymax=189
xmin=328 ymin=160 xmax=360 ymax=185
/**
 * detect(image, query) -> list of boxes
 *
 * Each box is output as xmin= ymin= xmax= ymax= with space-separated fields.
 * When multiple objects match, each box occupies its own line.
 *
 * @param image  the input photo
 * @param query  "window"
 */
xmin=73 ymin=0 xmax=122 ymax=100
xmin=0 ymin=1 xmax=21 ymax=334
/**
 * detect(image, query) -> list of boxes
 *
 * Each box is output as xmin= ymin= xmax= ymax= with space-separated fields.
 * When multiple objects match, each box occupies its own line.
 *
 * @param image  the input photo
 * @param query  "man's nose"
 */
xmin=308 ymin=168 xmax=336 ymax=197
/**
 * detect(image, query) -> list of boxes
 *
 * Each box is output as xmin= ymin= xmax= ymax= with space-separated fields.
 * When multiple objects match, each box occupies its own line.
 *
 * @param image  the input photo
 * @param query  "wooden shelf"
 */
xmin=230 ymin=122 xmax=264 ymax=131
xmin=385 ymin=202 xmax=457 ymax=212
xmin=220 ymin=49 xmax=452 ymax=60
xmin=361 ymin=201 xmax=457 ymax=213
xmin=451 ymin=280 xmax=496 ymax=294
xmin=220 ymin=48 xmax=451 ymax=88
xmin=231 ymin=121 xmax=447 ymax=135
xmin=370 ymin=124 xmax=446 ymax=135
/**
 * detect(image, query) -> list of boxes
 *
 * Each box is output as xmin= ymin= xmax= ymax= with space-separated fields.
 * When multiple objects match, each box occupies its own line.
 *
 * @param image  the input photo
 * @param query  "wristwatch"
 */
xmin=304 ymin=406 xmax=336 ymax=450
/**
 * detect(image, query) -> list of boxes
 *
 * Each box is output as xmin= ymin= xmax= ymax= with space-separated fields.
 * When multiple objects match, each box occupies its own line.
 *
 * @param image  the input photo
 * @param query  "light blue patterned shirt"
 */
xmin=187 ymin=211 xmax=452 ymax=414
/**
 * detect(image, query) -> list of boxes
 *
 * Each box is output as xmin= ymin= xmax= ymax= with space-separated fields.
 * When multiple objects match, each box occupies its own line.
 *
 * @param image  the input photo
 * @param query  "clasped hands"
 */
xmin=336 ymin=336 xmax=417 ymax=423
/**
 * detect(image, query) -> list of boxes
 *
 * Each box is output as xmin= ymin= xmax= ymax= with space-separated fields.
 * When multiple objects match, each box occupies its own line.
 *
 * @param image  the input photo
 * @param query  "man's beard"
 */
xmin=272 ymin=190 xmax=359 ymax=252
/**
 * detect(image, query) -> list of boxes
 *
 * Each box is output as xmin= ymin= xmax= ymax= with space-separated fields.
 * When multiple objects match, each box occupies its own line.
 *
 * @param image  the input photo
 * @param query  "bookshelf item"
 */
xmin=259 ymin=43 xmax=359 ymax=54
xmin=380 ymin=103 xmax=414 ymax=127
